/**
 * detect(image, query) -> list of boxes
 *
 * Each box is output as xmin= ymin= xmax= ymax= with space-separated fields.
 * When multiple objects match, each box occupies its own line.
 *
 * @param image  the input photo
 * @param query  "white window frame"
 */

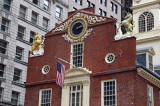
xmin=43 ymin=0 xmax=50 ymax=11
xmin=3 ymin=0 xmax=11 ymax=12
xmin=70 ymin=42 xmax=84 ymax=68
xmin=42 ymin=17 xmax=49 ymax=30
xmin=103 ymin=0 xmax=107 ymax=6
xmin=13 ymin=68 xmax=21 ymax=82
xmin=56 ymin=6 xmax=62 ymax=18
xmin=147 ymin=85 xmax=154 ymax=106
xmin=19 ymin=5 xmax=27 ymax=19
xmin=31 ymin=11 xmax=38 ymax=25
xmin=17 ymin=25 xmax=25 ymax=40
xmin=15 ymin=47 xmax=23 ymax=60
xmin=101 ymin=79 xmax=117 ymax=106
xmin=0 ymin=40 xmax=7 ymax=55
xmin=0 ymin=64 xmax=5 ymax=78
xmin=30 ymin=31 xmax=35 ymax=43
xmin=39 ymin=88 xmax=52 ymax=106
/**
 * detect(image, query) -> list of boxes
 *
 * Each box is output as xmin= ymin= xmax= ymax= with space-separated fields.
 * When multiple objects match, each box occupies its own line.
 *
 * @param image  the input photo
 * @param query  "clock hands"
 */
xmin=76 ymin=25 xmax=83 ymax=29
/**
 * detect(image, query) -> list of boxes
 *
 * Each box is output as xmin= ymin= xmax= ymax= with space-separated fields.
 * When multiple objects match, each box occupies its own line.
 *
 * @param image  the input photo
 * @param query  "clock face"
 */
xmin=68 ymin=18 xmax=87 ymax=39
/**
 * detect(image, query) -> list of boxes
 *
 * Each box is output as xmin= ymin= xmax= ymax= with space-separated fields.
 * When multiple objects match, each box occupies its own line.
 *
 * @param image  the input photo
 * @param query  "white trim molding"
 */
xmin=61 ymin=68 xmax=92 ymax=106
xmin=137 ymin=68 xmax=160 ymax=88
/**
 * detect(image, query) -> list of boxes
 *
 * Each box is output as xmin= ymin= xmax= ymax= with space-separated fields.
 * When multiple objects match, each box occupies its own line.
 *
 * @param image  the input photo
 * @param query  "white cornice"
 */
xmin=136 ymin=36 xmax=160 ymax=44
xmin=137 ymin=68 xmax=160 ymax=88
xmin=131 ymin=1 xmax=160 ymax=10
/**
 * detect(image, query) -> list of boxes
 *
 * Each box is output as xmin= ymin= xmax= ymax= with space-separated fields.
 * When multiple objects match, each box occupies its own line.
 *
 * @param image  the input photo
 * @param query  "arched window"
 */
xmin=139 ymin=12 xmax=154 ymax=33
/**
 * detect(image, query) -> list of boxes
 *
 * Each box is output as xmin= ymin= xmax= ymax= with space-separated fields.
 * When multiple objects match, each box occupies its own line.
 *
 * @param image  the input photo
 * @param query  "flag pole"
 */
xmin=56 ymin=56 xmax=76 ymax=68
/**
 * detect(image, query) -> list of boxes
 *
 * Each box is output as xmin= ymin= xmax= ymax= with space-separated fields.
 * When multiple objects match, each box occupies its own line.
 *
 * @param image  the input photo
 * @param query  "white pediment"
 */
xmin=65 ymin=67 xmax=92 ymax=78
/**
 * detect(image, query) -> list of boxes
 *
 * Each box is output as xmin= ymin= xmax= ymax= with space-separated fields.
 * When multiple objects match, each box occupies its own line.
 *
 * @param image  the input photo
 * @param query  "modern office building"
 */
xmin=131 ymin=0 xmax=160 ymax=74
xmin=0 ymin=0 xmax=68 ymax=105
xmin=68 ymin=0 xmax=122 ymax=21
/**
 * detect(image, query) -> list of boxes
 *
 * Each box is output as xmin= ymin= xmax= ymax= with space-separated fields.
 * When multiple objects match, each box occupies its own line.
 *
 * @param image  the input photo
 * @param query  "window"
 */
xmin=3 ymin=0 xmax=11 ymax=11
xmin=110 ymin=2 xmax=113 ymax=11
xmin=103 ymin=0 xmax=107 ymax=6
xmin=33 ymin=0 xmax=38 ymax=5
xmin=17 ymin=26 xmax=25 ymax=39
xmin=73 ymin=7 xmax=77 ymax=11
xmin=0 ymin=40 xmax=7 ymax=54
xmin=147 ymin=85 xmax=154 ymax=106
xmin=0 ymin=64 xmax=5 ymax=78
xmin=99 ymin=0 xmax=102 ymax=4
xmin=91 ymin=3 xmax=95 ymax=8
xmin=44 ymin=0 xmax=49 ymax=11
xmin=87 ymin=0 xmax=90 ymax=7
xmin=13 ymin=68 xmax=21 ymax=82
xmin=11 ymin=91 xmax=19 ymax=106
xmin=77 ymin=0 xmax=82 ymax=5
xmin=56 ymin=6 xmax=62 ymax=18
xmin=99 ymin=8 xmax=102 ymax=16
xmin=0 ymin=88 xmax=3 ymax=101
xmin=15 ymin=47 xmax=23 ymax=60
xmin=73 ymin=0 xmax=77 ymax=2
xmin=139 ymin=12 xmax=154 ymax=33
xmin=43 ymin=17 xmax=49 ymax=30
xmin=39 ymin=88 xmax=52 ymax=106
xmin=30 ymin=31 xmax=35 ymax=43
xmin=103 ymin=11 xmax=106 ymax=16
xmin=101 ymin=80 xmax=116 ymax=106
xmin=19 ymin=5 xmax=26 ymax=19
xmin=114 ymin=5 xmax=118 ymax=14
xmin=1 ymin=18 xmax=9 ymax=33
xmin=69 ymin=85 xmax=83 ymax=106
xmin=149 ymin=54 xmax=153 ymax=71
xmin=71 ymin=43 xmax=83 ymax=67
xmin=31 ymin=12 xmax=38 ymax=24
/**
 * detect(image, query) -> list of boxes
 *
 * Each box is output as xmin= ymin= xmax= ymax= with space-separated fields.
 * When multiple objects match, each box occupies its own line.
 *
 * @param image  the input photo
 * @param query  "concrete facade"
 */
xmin=0 ymin=0 xmax=68 ymax=105
xmin=131 ymin=0 xmax=160 ymax=70
xmin=68 ymin=0 xmax=122 ymax=21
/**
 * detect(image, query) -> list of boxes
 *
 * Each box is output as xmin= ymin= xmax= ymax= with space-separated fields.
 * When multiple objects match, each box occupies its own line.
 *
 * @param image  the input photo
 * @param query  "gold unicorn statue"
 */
xmin=30 ymin=33 xmax=44 ymax=56
xmin=117 ymin=11 xmax=135 ymax=35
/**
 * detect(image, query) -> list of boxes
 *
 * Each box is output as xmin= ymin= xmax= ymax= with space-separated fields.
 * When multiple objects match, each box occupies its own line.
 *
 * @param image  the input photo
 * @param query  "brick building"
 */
xmin=25 ymin=8 xmax=160 ymax=106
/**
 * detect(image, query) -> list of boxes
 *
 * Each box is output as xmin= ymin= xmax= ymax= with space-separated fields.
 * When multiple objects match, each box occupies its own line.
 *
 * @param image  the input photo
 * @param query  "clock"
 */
xmin=68 ymin=18 xmax=87 ymax=39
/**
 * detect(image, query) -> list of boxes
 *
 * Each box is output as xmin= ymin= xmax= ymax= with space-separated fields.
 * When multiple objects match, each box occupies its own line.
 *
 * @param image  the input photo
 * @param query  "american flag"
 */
xmin=56 ymin=61 xmax=65 ymax=87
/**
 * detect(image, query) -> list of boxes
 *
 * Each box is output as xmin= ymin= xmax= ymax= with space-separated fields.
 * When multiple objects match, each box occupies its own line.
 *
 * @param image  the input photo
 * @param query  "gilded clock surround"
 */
xmin=68 ymin=18 xmax=88 ymax=40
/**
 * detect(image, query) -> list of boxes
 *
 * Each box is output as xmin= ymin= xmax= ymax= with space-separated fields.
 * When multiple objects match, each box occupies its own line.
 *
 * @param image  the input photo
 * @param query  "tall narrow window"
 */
xmin=0 ymin=41 xmax=7 ymax=54
xmin=99 ymin=8 xmax=102 ymax=15
xmin=139 ymin=12 xmax=154 ymax=33
xmin=0 ymin=64 xmax=5 ymax=78
xmin=1 ymin=18 xmax=9 ymax=33
xmin=11 ymin=91 xmax=19 ymax=106
xmin=102 ymin=80 xmax=116 ymax=106
xmin=44 ymin=0 xmax=49 ymax=11
xmin=13 ymin=69 xmax=21 ymax=82
xmin=56 ymin=6 xmax=62 ymax=18
xmin=87 ymin=0 xmax=90 ymax=7
xmin=69 ymin=85 xmax=83 ymax=106
xmin=99 ymin=0 xmax=102 ymax=4
xmin=39 ymin=88 xmax=52 ymax=106
xmin=147 ymin=85 xmax=154 ymax=106
xmin=43 ymin=17 xmax=49 ymax=30
xmin=77 ymin=0 xmax=82 ymax=5
xmin=0 ymin=88 xmax=3 ymax=101
xmin=33 ymin=0 xmax=38 ymax=5
xmin=31 ymin=12 xmax=38 ymax=25
xmin=103 ymin=11 xmax=106 ymax=16
xmin=149 ymin=55 xmax=153 ymax=71
xmin=114 ymin=5 xmax=118 ymax=14
xmin=103 ymin=0 xmax=107 ymax=6
xmin=17 ymin=26 xmax=25 ymax=39
xmin=30 ymin=31 xmax=35 ymax=43
xmin=110 ymin=2 xmax=113 ymax=11
xmin=19 ymin=5 xmax=26 ymax=19
xmin=15 ymin=47 xmax=23 ymax=60
xmin=3 ymin=0 xmax=11 ymax=11
xmin=72 ymin=43 xmax=83 ymax=67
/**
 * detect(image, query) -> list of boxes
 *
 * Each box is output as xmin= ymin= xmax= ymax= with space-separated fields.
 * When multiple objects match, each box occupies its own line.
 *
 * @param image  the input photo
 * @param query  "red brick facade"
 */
xmin=25 ymin=9 xmax=160 ymax=106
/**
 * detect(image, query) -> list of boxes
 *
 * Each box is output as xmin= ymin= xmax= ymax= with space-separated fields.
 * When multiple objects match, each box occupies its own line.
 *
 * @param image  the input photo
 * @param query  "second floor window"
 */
xmin=17 ymin=26 xmax=25 ymax=39
xmin=147 ymin=85 xmax=153 ymax=106
xmin=56 ymin=6 xmax=62 ymax=18
xmin=0 ymin=64 xmax=5 ymax=78
xmin=71 ymin=43 xmax=83 ymax=67
xmin=13 ymin=69 xmax=21 ymax=82
xmin=3 ymin=0 xmax=11 ymax=11
xmin=43 ymin=18 xmax=49 ymax=30
xmin=30 ymin=31 xmax=35 ymax=43
xmin=15 ymin=47 xmax=23 ymax=60
xmin=11 ymin=91 xmax=19 ymax=106
xmin=1 ymin=18 xmax=9 ymax=33
xmin=19 ymin=5 xmax=26 ymax=19
xmin=0 ymin=41 xmax=7 ymax=54
xmin=31 ymin=12 xmax=38 ymax=25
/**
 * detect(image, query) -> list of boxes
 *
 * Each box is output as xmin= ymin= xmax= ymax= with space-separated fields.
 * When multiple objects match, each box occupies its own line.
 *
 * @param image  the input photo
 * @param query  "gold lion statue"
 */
xmin=30 ymin=33 xmax=44 ymax=56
